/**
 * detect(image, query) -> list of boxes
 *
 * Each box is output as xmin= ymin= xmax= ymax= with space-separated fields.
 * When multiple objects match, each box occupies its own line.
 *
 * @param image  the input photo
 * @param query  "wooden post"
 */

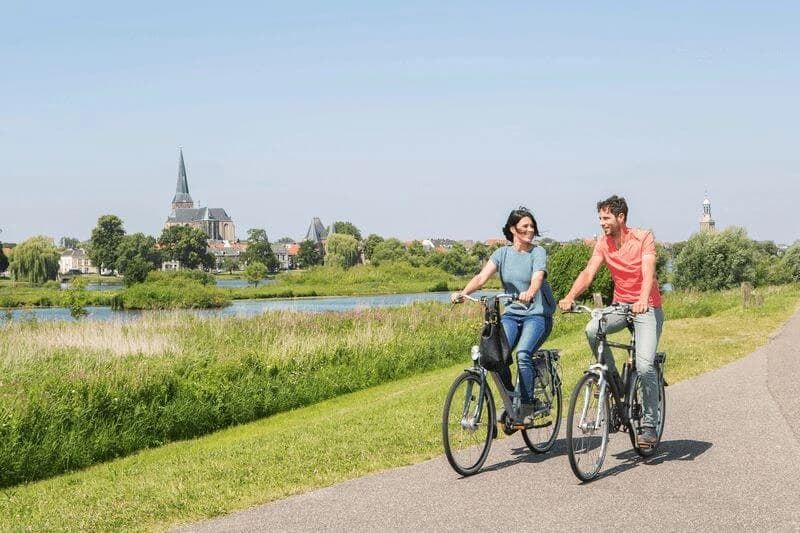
xmin=592 ymin=292 xmax=604 ymax=307
xmin=741 ymin=282 xmax=753 ymax=307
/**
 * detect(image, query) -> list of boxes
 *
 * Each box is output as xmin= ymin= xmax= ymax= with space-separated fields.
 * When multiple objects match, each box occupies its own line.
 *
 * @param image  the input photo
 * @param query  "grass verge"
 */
xmin=1 ymin=285 xmax=798 ymax=530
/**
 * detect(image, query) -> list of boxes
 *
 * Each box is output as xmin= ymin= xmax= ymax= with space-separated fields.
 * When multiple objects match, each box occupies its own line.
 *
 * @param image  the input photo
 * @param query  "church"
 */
xmin=164 ymin=148 xmax=236 ymax=242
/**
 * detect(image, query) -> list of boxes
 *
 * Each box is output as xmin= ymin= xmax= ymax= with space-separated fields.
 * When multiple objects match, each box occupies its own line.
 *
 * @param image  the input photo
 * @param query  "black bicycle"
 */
xmin=565 ymin=303 xmax=667 ymax=482
xmin=442 ymin=293 xmax=562 ymax=476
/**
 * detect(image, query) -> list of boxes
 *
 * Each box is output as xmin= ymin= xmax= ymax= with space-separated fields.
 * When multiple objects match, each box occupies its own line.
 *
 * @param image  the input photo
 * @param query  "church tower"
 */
xmin=171 ymin=147 xmax=194 ymax=210
xmin=699 ymin=194 xmax=716 ymax=233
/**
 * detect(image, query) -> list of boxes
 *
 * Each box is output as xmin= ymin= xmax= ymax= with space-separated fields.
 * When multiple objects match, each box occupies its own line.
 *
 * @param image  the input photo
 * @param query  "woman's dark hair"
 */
xmin=502 ymin=207 xmax=539 ymax=242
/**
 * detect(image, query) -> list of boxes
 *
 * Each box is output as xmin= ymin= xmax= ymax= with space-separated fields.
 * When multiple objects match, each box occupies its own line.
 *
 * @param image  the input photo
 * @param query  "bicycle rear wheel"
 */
xmin=442 ymin=371 xmax=496 ymax=476
xmin=522 ymin=373 xmax=562 ymax=453
xmin=566 ymin=373 xmax=609 ymax=482
xmin=628 ymin=370 xmax=666 ymax=457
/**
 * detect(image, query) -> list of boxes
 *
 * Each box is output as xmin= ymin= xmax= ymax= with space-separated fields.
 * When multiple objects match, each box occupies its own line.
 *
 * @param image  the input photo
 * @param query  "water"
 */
xmin=2 ymin=291 xmax=462 ymax=323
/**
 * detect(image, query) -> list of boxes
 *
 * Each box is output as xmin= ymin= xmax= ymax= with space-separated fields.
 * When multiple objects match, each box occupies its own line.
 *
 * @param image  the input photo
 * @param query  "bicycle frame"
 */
xmin=580 ymin=306 xmax=636 ymax=430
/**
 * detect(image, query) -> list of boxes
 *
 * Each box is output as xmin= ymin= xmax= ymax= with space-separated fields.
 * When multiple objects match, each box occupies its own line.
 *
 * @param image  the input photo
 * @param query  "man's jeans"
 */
xmin=585 ymin=306 xmax=664 ymax=427
xmin=499 ymin=314 xmax=553 ymax=404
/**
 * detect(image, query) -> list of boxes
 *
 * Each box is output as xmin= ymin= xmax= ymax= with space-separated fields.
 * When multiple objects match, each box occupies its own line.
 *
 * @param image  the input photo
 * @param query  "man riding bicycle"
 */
xmin=557 ymin=195 xmax=664 ymax=446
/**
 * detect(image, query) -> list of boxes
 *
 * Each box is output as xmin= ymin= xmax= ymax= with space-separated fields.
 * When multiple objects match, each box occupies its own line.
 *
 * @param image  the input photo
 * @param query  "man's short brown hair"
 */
xmin=597 ymin=195 xmax=628 ymax=222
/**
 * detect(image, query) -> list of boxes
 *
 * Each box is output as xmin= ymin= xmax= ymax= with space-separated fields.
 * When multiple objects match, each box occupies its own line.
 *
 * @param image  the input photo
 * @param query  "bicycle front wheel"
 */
xmin=566 ymin=373 xmax=610 ymax=482
xmin=442 ymin=371 xmax=496 ymax=476
xmin=522 ymin=376 xmax=562 ymax=453
xmin=628 ymin=370 xmax=666 ymax=457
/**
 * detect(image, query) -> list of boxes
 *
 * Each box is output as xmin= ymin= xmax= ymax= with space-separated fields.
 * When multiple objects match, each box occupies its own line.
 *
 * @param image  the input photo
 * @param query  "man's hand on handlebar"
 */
xmin=557 ymin=297 xmax=574 ymax=312
xmin=451 ymin=292 xmax=466 ymax=304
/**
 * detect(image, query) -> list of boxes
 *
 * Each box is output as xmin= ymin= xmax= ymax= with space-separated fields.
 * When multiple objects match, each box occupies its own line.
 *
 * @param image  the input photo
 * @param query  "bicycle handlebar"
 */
xmin=566 ymin=302 xmax=634 ymax=318
xmin=453 ymin=292 xmax=518 ymax=304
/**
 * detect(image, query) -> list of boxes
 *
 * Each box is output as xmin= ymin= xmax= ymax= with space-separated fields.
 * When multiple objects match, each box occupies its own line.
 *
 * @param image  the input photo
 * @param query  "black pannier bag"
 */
xmin=478 ymin=296 xmax=512 ymax=371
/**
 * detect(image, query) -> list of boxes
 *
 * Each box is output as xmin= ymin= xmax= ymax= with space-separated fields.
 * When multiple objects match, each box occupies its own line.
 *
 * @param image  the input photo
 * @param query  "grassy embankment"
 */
xmin=0 ymin=285 xmax=798 ymax=530
xmin=0 ymin=262 xmax=480 ymax=309
xmin=225 ymin=262 xmax=482 ymax=298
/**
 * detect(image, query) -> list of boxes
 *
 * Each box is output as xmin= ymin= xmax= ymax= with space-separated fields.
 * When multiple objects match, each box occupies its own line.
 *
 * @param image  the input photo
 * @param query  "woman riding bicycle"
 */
xmin=451 ymin=207 xmax=556 ymax=425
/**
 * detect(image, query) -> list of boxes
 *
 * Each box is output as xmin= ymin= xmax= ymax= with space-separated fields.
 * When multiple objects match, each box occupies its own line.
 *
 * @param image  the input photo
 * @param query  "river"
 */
xmin=3 ymin=291 xmax=462 ymax=323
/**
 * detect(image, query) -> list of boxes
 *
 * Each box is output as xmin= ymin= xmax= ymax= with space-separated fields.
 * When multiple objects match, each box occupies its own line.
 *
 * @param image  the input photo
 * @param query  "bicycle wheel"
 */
xmin=522 ymin=373 xmax=562 ymax=453
xmin=627 ymin=370 xmax=666 ymax=457
xmin=566 ymin=373 xmax=610 ymax=482
xmin=442 ymin=371 xmax=496 ymax=476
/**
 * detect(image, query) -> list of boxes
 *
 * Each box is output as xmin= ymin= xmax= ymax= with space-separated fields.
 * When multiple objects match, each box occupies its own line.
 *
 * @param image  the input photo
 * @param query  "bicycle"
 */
xmin=565 ymin=303 xmax=667 ymax=482
xmin=442 ymin=292 xmax=563 ymax=476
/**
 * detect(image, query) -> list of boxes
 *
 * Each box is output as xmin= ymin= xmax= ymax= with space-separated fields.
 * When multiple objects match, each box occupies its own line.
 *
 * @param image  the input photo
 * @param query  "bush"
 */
xmin=548 ymin=242 xmax=613 ymax=304
xmin=673 ymin=227 xmax=758 ymax=291
xmin=119 ymin=276 xmax=229 ymax=309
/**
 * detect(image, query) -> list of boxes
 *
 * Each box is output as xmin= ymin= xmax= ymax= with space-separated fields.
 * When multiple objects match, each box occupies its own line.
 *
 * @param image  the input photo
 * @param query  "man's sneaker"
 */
xmin=638 ymin=426 xmax=658 ymax=447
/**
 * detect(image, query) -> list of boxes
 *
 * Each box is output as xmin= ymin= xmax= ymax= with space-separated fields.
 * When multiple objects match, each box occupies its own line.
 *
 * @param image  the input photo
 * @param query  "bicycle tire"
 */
xmin=442 ymin=371 xmax=496 ymax=476
xmin=627 ymin=370 xmax=666 ymax=457
xmin=522 ymin=372 xmax=562 ymax=453
xmin=566 ymin=372 xmax=609 ymax=482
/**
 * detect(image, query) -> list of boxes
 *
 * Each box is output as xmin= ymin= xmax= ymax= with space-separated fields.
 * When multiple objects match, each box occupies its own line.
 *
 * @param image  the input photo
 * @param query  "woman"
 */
xmin=451 ymin=207 xmax=555 ymax=424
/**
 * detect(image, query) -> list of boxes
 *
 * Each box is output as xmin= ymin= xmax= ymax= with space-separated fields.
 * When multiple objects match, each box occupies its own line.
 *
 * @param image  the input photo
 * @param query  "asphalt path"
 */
xmin=178 ymin=310 xmax=800 ymax=532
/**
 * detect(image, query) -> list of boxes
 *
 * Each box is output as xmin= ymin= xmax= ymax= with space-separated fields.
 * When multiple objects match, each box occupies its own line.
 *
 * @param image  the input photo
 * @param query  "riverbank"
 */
xmin=0 ymin=262 xmax=481 ymax=310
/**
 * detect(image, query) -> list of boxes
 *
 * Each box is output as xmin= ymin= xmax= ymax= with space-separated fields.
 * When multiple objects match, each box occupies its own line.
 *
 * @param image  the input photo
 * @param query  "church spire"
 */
xmin=172 ymin=146 xmax=194 ymax=210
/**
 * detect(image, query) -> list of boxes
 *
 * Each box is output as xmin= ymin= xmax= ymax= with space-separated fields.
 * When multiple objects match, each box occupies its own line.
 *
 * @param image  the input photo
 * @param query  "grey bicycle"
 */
xmin=442 ymin=293 xmax=562 ymax=476
xmin=565 ymin=303 xmax=667 ymax=482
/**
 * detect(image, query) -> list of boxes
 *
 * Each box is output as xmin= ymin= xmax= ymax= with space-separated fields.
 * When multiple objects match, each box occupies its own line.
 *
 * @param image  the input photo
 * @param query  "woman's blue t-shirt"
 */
xmin=490 ymin=244 xmax=554 ymax=316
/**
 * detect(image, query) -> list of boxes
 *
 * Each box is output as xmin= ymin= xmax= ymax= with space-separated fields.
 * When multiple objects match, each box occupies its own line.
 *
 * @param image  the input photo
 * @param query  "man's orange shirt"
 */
xmin=592 ymin=228 xmax=662 ymax=308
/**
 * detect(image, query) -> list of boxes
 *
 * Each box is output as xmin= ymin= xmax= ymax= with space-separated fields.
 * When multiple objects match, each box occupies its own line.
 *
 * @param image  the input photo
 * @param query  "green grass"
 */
xmin=226 ymin=261 xmax=496 ymax=299
xmin=2 ymin=285 xmax=798 ymax=531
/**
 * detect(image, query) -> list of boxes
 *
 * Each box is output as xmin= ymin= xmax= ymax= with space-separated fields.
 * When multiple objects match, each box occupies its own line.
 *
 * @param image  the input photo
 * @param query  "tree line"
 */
xmin=5 ymin=216 xmax=799 ymax=296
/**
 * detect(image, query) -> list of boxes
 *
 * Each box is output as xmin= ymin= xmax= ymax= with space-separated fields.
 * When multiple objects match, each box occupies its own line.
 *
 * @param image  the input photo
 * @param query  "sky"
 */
xmin=2 ymin=2 xmax=798 ymax=246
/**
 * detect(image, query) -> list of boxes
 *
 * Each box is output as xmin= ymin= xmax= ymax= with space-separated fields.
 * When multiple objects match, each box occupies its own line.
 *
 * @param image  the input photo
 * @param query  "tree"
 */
xmin=276 ymin=236 xmax=295 ymax=244
xmin=363 ymin=234 xmax=384 ymax=260
xmin=324 ymin=233 xmax=359 ymax=268
xmin=370 ymin=238 xmax=408 ymax=265
xmin=297 ymin=240 xmax=323 ymax=268
xmin=88 ymin=215 xmax=125 ymax=273
xmin=673 ymin=227 xmax=759 ymax=291
xmin=59 ymin=236 xmax=81 ymax=249
xmin=241 ymin=228 xmax=279 ymax=272
xmin=539 ymin=237 xmax=562 ymax=256
xmin=779 ymin=241 xmax=800 ymax=282
xmin=158 ymin=225 xmax=214 ymax=270
xmin=244 ymin=261 xmax=268 ymax=287
xmin=8 ymin=236 xmax=60 ymax=284
xmin=332 ymin=221 xmax=362 ymax=241
xmin=64 ymin=276 xmax=89 ymax=318
xmin=470 ymin=242 xmax=490 ymax=263
xmin=547 ymin=242 xmax=614 ymax=304
xmin=116 ymin=233 xmax=161 ymax=285
xmin=427 ymin=243 xmax=480 ymax=276
xmin=220 ymin=257 xmax=239 ymax=274
xmin=0 ymin=247 xmax=8 ymax=274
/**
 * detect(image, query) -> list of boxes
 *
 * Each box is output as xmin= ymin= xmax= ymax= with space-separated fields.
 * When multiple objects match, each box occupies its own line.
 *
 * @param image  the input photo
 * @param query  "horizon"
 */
xmin=2 ymin=3 xmax=798 ymax=245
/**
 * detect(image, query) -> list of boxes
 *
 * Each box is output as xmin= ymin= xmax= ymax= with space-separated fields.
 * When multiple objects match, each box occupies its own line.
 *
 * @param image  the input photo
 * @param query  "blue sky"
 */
xmin=2 ymin=2 xmax=798 ymax=245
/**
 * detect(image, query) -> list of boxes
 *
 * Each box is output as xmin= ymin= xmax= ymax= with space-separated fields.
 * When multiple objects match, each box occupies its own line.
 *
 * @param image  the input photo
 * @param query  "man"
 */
xmin=558 ymin=195 xmax=664 ymax=446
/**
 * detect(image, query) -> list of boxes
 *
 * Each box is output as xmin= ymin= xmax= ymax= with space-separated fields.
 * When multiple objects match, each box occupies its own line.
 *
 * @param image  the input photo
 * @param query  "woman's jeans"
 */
xmin=498 ymin=314 xmax=553 ymax=404
xmin=585 ymin=306 xmax=664 ymax=427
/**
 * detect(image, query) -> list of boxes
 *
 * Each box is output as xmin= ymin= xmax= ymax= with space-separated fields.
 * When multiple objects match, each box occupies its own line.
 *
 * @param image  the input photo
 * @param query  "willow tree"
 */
xmin=9 ymin=236 xmax=60 ymax=284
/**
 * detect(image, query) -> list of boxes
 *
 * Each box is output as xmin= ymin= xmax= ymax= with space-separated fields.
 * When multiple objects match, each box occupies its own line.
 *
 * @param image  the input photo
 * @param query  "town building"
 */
xmin=700 ymin=194 xmax=716 ymax=233
xmin=59 ymin=248 xmax=98 ymax=275
xmin=164 ymin=148 xmax=236 ymax=241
